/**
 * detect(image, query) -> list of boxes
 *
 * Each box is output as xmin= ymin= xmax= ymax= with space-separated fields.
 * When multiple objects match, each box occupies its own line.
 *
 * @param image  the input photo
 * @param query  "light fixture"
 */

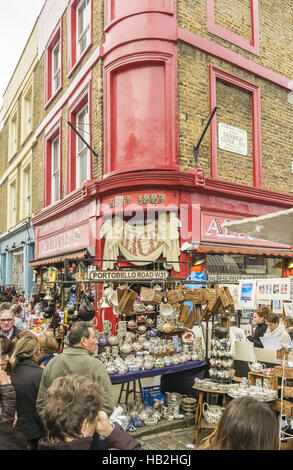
xmin=193 ymin=257 xmax=206 ymax=266
xmin=288 ymin=260 xmax=293 ymax=269
xmin=32 ymin=269 xmax=38 ymax=274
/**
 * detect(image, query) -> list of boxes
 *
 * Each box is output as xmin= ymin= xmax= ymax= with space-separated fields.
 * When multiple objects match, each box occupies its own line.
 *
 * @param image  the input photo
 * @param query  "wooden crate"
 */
xmin=283 ymin=385 xmax=293 ymax=398
xmin=276 ymin=350 xmax=293 ymax=361
xmin=281 ymin=439 xmax=293 ymax=450
xmin=272 ymin=399 xmax=293 ymax=416
xmin=248 ymin=372 xmax=278 ymax=390
xmin=275 ymin=366 xmax=293 ymax=379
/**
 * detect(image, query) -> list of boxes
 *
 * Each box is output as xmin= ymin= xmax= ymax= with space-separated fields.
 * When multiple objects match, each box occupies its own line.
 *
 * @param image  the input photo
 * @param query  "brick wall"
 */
xmin=32 ymin=0 xmax=104 ymax=214
xmin=178 ymin=0 xmax=293 ymax=193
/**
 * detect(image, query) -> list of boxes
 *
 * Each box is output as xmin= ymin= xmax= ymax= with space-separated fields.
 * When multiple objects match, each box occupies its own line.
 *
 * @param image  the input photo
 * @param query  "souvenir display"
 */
xmin=95 ymin=283 xmax=205 ymax=374
xmin=209 ymin=337 xmax=235 ymax=383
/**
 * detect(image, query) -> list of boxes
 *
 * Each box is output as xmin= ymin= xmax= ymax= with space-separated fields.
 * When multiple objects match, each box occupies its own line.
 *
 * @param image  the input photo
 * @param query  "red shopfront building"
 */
xmin=30 ymin=0 xmax=293 ymax=330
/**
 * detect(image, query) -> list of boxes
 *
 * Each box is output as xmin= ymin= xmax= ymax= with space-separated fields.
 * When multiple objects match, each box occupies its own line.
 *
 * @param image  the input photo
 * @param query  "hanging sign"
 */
xmin=88 ymin=270 xmax=169 ymax=282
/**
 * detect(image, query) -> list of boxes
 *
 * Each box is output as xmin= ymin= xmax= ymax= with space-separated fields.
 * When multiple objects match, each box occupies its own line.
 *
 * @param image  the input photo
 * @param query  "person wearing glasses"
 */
xmin=0 ymin=311 xmax=21 ymax=340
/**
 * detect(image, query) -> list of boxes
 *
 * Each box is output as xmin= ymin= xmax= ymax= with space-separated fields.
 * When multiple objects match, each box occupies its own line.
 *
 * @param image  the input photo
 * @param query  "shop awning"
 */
xmin=28 ymin=249 xmax=90 ymax=268
xmin=196 ymin=243 xmax=293 ymax=257
xmin=222 ymin=207 xmax=293 ymax=246
xmin=206 ymin=254 xmax=240 ymax=274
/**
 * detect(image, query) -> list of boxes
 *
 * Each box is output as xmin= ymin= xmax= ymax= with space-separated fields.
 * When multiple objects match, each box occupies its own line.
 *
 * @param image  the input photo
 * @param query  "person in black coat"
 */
xmin=9 ymin=335 xmax=46 ymax=450
xmin=246 ymin=305 xmax=269 ymax=348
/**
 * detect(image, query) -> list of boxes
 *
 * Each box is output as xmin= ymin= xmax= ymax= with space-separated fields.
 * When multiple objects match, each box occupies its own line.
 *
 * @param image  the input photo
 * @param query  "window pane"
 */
xmin=51 ymin=137 xmax=60 ymax=202
xmin=77 ymin=0 xmax=90 ymax=57
xmin=52 ymin=41 xmax=61 ymax=94
xmin=76 ymin=105 xmax=90 ymax=187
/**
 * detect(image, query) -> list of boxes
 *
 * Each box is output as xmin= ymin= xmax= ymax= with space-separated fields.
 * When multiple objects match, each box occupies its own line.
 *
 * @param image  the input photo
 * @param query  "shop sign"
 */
xmin=201 ymin=213 xmax=291 ymax=248
xmin=36 ymin=223 xmax=90 ymax=258
xmin=218 ymin=122 xmax=247 ymax=156
xmin=88 ymin=269 xmax=169 ymax=282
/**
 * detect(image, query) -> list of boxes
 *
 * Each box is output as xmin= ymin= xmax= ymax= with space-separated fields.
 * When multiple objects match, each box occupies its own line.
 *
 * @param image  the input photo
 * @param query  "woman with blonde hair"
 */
xmin=10 ymin=335 xmax=46 ymax=449
xmin=38 ymin=332 xmax=59 ymax=368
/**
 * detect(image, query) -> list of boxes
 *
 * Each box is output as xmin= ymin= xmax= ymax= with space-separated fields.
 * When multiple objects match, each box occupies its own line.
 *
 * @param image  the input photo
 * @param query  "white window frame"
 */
xmin=76 ymin=104 xmax=90 ymax=188
xmin=52 ymin=40 xmax=61 ymax=96
xmin=76 ymin=0 xmax=91 ymax=60
xmin=51 ymin=136 xmax=60 ymax=203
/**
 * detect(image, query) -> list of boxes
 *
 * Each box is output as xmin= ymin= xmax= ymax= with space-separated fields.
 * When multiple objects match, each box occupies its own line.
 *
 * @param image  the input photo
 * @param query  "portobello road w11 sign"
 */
xmin=88 ymin=270 xmax=169 ymax=282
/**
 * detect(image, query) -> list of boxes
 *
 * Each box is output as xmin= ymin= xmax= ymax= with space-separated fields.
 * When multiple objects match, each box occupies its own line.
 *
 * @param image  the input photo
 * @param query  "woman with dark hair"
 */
xmin=9 ymin=335 xmax=46 ymax=450
xmin=246 ymin=305 xmax=269 ymax=348
xmin=202 ymin=396 xmax=279 ymax=450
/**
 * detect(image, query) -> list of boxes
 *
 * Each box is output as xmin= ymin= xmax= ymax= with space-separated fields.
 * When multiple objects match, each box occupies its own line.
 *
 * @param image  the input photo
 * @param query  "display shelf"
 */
xmin=247 ymin=371 xmax=278 ymax=391
xmin=274 ymin=359 xmax=293 ymax=449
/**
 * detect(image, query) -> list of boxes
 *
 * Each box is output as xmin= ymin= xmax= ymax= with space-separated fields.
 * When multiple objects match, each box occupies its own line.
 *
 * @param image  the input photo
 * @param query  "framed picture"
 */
xmin=284 ymin=302 xmax=293 ymax=317
xmin=272 ymin=299 xmax=283 ymax=314
xmin=237 ymin=280 xmax=257 ymax=310
xmin=256 ymin=278 xmax=291 ymax=302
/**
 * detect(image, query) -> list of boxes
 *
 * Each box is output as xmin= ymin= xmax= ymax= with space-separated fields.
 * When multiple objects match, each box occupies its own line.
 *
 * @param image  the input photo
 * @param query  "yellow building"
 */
xmin=0 ymin=21 xmax=38 ymax=296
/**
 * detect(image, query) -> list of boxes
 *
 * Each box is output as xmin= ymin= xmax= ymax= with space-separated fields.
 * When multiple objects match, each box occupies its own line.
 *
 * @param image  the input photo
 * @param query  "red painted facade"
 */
xmin=32 ymin=0 xmax=293 ymax=288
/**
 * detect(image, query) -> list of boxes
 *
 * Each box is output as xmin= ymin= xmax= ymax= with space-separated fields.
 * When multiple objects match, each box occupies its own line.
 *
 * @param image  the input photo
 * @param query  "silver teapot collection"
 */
xmin=99 ymin=330 xmax=204 ymax=375
xmin=97 ymin=290 xmax=205 ymax=375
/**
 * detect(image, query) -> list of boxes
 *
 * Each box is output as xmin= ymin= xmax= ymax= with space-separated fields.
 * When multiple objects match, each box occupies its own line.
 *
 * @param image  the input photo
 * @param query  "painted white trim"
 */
xmin=35 ymin=45 xmax=102 ymax=138
xmin=0 ymin=135 xmax=36 ymax=186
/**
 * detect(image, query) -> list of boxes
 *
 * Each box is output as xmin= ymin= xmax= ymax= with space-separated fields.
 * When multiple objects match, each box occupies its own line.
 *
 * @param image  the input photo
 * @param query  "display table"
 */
xmin=192 ymin=384 xmax=232 ymax=445
xmin=109 ymin=360 xmax=206 ymax=384
xmin=109 ymin=360 xmax=206 ymax=404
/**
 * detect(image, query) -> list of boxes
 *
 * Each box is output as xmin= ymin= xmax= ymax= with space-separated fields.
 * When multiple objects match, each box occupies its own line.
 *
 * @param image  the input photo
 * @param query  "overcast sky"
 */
xmin=0 ymin=0 xmax=45 ymax=109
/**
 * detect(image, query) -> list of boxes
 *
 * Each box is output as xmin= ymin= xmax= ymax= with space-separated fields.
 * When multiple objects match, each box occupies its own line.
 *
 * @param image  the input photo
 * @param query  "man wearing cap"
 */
xmin=0 ymin=310 xmax=21 ymax=340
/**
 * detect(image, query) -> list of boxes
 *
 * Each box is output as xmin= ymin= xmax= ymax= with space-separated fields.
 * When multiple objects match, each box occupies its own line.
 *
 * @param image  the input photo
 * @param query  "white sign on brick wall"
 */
xmin=218 ymin=122 xmax=248 ymax=156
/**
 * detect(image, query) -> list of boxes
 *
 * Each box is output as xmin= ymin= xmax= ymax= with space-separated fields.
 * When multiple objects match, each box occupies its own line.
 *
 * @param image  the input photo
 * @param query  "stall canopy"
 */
xmin=222 ymin=207 xmax=293 ymax=247
xmin=197 ymin=243 xmax=293 ymax=257
xmin=28 ymin=249 xmax=90 ymax=268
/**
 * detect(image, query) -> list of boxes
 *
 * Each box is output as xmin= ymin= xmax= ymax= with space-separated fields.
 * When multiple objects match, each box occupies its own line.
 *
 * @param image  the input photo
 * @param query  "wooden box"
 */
xmin=275 ymin=365 xmax=293 ymax=379
xmin=272 ymin=399 xmax=293 ymax=416
xmin=248 ymin=372 xmax=278 ymax=390
xmin=140 ymin=287 xmax=163 ymax=305
xmin=117 ymin=289 xmax=137 ymax=315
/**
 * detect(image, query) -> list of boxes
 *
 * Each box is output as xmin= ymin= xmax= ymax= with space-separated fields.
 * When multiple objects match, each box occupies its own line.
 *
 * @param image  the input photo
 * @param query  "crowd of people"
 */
xmin=0 ymin=293 xmax=289 ymax=451
xmin=0 ymin=294 xmax=141 ymax=451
